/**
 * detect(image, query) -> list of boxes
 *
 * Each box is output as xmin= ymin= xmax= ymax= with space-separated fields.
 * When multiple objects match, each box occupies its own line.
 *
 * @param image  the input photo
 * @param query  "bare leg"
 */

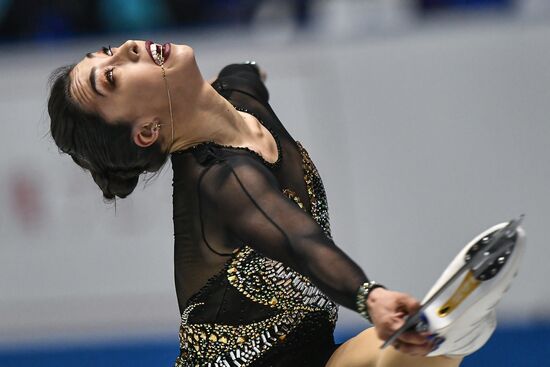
xmin=326 ymin=328 xmax=463 ymax=367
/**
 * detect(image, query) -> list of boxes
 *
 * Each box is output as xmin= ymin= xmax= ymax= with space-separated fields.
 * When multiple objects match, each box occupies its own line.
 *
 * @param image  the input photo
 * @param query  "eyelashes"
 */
xmin=104 ymin=67 xmax=115 ymax=86
xmin=100 ymin=46 xmax=115 ymax=89
xmin=102 ymin=45 xmax=113 ymax=56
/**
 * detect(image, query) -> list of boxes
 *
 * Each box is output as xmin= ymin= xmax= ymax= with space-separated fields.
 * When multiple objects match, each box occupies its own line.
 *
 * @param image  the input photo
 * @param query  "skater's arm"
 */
xmin=198 ymin=153 xmax=366 ymax=310
xmin=198 ymin=153 xmax=432 ymax=354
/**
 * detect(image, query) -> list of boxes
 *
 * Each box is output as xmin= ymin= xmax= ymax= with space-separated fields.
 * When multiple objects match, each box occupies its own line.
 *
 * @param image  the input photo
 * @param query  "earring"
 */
xmin=153 ymin=122 xmax=161 ymax=132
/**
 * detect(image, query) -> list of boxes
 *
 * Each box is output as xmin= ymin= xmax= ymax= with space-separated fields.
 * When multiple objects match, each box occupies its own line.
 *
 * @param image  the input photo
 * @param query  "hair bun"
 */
xmin=91 ymin=169 xmax=140 ymax=200
xmin=48 ymin=64 xmax=169 ymax=203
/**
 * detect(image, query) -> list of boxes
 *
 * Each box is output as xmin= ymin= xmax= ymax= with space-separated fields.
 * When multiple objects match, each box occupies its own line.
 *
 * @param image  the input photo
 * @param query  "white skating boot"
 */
xmin=381 ymin=217 xmax=526 ymax=357
xmin=423 ymin=220 xmax=526 ymax=356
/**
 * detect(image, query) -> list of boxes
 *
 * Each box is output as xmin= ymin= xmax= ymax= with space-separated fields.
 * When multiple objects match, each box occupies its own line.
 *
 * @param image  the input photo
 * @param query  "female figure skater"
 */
xmin=47 ymin=40 xmax=517 ymax=367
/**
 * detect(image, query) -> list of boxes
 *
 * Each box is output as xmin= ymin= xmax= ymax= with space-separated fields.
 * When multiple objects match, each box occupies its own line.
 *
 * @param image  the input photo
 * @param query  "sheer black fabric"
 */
xmin=198 ymin=152 xmax=368 ymax=310
xmin=171 ymin=63 xmax=369 ymax=366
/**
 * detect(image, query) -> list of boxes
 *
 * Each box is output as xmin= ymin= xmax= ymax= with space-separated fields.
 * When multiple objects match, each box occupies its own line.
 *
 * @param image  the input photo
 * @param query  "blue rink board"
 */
xmin=1 ymin=322 xmax=549 ymax=367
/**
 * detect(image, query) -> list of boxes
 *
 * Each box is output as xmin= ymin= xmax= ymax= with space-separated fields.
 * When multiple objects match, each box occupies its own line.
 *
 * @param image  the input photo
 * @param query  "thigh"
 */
xmin=325 ymin=328 xmax=463 ymax=367
xmin=325 ymin=327 xmax=381 ymax=367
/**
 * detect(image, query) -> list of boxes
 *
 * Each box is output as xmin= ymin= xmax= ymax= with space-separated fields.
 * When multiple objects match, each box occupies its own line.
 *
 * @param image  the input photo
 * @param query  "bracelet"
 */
xmin=356 ymin=281 xmax=386 ymax=324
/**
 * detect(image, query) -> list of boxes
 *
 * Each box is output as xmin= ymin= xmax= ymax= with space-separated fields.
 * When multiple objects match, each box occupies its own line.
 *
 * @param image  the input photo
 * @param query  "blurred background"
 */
xmin=1 ymin=0 xmax=549 ymax=366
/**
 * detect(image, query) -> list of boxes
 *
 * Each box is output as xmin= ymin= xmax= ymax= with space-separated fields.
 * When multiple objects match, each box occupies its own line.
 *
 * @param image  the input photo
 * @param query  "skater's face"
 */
xmin=69 ymin=40 xmax=199 ymax=127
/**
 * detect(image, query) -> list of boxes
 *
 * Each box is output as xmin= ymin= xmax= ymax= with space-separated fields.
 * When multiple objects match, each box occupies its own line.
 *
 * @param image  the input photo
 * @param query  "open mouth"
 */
xmin=145 ymin=40 xmax=171 ymax=66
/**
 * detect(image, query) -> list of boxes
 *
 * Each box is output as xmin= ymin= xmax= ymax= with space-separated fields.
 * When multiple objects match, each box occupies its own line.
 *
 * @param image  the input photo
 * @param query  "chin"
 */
xmin=167 ymin=44 xmax=203 ymax=89
xmin=169 ymin=44 xmax=196 ymax=69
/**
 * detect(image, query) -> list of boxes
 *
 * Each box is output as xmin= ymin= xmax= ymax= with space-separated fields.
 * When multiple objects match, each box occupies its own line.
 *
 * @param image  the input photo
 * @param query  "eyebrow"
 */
xmin=89 ymin=66 xmax=104 ymax=97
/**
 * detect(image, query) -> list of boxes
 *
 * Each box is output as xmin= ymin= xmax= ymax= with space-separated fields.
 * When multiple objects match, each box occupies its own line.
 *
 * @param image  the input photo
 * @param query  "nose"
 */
xmin=117 ymin=40 xmax=140 ymax=63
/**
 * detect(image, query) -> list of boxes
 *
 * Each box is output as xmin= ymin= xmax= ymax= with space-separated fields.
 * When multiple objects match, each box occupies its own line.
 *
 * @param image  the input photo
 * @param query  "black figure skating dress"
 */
xmin=171 ymin=63 xmax=369 ymax=367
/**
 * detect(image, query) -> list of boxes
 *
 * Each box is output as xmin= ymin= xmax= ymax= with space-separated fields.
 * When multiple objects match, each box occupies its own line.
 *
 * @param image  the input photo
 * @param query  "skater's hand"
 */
xmin=258 ymin=67 xmax=267 ymax=82
xmin=367 ymin=288 xmax=434 ymax=356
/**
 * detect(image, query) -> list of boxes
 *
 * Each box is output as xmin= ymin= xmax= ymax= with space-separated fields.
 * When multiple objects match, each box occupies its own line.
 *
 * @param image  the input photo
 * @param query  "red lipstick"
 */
xmin=145 ymin=40 xmax=171 ymax=66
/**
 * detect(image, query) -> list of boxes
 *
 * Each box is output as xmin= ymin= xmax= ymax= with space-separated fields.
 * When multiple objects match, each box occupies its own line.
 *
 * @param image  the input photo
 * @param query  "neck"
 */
xmin=168 ymin=81 xmax=255 ymax=154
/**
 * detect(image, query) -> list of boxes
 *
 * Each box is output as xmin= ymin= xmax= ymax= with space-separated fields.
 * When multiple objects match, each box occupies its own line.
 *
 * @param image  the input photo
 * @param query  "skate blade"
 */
xmin=380 ymin=215 xmax=524 ymax=349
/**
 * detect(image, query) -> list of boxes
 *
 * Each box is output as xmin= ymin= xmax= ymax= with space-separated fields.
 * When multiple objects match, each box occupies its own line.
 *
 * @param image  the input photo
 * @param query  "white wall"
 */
xmin=1 ymin=18 xmax=549 ymax=347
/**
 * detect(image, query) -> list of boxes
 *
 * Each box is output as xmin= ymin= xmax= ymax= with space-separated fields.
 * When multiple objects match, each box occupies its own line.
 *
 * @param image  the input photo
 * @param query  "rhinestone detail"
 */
xmin=282 ymin=188 xmax=305 ymax=210
xmin=174 ymin=140 xmax=337 ymax=366
xmin=175 ymin=246 xmax=338 ymax=366
xmin=295 ymin=141 xmax=332 ymax=238
xmin=228 ymin=247 xmax=338 ymax=322
xmin=175 ymin=304 xmax=306 ymax=367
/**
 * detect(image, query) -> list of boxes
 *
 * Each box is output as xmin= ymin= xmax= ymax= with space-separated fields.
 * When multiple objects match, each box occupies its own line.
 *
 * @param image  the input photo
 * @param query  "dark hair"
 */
xmin=48 ymin=65 xmax=169 ymax=200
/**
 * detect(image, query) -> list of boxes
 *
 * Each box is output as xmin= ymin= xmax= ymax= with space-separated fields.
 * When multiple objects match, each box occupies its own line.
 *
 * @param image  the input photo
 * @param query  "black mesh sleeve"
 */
xmin=198 ymin=154 xmax=368 ymax=311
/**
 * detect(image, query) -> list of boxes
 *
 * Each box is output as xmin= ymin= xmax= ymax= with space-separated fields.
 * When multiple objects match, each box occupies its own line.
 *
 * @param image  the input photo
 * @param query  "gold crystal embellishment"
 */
xmin=295 ymin=141 xmax=332 ymax=238
xmin=283 ymin=188 xmax=305 ymax=210
xmin=226 ymin=246 xmax=338 ymax=321
xmin=174 ymin=141 xmax=339 ymax=367
xmin=176 ymin=304 xmax=307 ymax=367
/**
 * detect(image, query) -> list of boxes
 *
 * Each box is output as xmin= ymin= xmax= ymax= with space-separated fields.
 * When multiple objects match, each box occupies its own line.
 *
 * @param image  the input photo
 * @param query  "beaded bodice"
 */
xmin=175 ymin=246 xmax=338 ymax=366
xmin=170 ymin=63 xmax=368 ymax=366
xmin=173 ymin=139 xmax=338 ymax=366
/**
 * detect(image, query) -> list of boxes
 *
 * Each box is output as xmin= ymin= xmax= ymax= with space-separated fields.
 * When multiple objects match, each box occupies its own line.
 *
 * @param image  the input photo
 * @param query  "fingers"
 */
xmin=374 ymin=316 xmax=401 ymax=341
xmin=392 ymin=297 xmax=431 ymax=355
xmin=373 ymin=297 xmax=421 ymax=341
xmin=398 ymin=331 xmax=429 ymax=346
xmin=371 ymin=289 xmax=436 ymax=356
xmin=388 ymin=293 xmax=432 ymax=355
xmin=259 ymin=69 xmax=267 ymax=82
xmin=374 ymin=318 xmax=427 ymax=345
xmin=393 ymin=340 xmax=433 ymax=356
xmin=398 ymin=293 xmax=421 ymax=315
